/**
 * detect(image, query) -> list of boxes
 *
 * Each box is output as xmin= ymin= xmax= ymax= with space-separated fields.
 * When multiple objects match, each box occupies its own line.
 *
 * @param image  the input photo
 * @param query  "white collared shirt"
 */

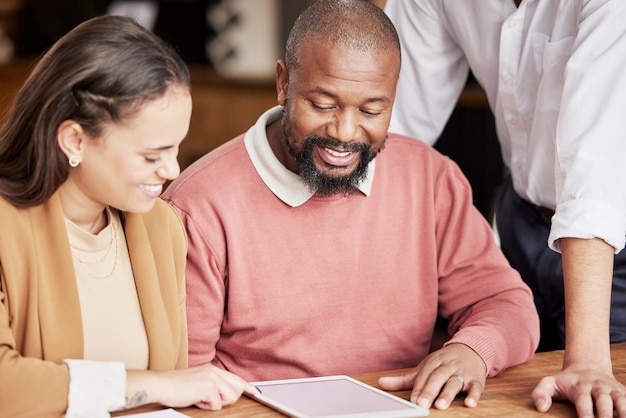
xmin=386 ymin=0 xmax=626 ymax=252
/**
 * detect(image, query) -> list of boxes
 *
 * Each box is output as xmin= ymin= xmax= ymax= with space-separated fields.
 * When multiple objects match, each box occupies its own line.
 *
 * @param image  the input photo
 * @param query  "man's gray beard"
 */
xmin=287 ymin=134 xmax=377 ymax=196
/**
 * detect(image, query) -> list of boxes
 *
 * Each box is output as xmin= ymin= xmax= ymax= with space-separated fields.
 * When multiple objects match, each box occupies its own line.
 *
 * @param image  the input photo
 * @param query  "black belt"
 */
xmin=507 ymin=177 xmax=555 ymax=225
xmin=535 ymin=205 xmax=555 ymax=225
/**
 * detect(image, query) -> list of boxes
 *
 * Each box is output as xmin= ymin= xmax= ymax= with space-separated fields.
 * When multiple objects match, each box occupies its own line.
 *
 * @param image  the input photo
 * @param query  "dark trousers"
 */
xmin=496 ymin=177 xmax=626 ymax=352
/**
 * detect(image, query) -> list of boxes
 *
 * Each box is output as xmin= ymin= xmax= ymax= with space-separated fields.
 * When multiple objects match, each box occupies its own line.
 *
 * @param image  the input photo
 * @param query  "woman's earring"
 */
xmin=69 ymin=156 xmax=81 ymax=167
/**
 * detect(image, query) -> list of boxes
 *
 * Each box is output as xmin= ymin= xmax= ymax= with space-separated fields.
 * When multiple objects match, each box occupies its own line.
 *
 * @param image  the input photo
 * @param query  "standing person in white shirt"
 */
xmin=383 ymin=0 xmax=626 ymax=416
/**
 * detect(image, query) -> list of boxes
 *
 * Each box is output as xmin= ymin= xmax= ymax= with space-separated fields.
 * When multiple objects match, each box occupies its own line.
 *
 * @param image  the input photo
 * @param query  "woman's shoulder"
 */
xmin=134 ymin=198 xmax=176 ymax=221
xmin=0 ymin=194 xmax=50 ymax=229
xmin=134 ymin=199 xmax=187 ymax=248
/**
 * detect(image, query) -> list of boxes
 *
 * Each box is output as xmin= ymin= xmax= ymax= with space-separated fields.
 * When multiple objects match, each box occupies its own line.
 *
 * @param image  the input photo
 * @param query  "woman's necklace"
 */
xmin=70 ymin=212 xmax=119 ymax=280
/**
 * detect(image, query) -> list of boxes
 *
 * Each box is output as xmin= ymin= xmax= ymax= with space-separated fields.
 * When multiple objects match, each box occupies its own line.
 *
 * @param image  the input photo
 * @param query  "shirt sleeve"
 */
xmin=64 ymin=359 xmax=126 ymax=418
xmin=167 ymin=204 xmax=226 ymax=368
xmin=551 ymin=0 xmax=626 ymax=253
xmin=434 ymin=160 xmax=540 ymax=376
xmin=384 ymin=0 xmax=469 ymax=144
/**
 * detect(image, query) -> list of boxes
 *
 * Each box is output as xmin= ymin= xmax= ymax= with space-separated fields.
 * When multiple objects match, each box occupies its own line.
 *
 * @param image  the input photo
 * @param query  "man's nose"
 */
xmin=326 ymin=110 xmax=359 ymax=143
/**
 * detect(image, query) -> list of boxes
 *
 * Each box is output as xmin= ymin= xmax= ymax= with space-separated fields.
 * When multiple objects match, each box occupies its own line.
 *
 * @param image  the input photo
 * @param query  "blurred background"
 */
xmin=2 ymin=0 xmax=317 ymax=75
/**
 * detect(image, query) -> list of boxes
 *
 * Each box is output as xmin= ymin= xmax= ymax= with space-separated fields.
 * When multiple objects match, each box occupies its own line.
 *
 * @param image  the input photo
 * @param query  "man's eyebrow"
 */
xmin=308 ymin=87 xmax=392 ymax=104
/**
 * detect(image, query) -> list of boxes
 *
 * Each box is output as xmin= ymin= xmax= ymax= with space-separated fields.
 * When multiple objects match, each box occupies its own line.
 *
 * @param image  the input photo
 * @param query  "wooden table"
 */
xmin=114 ymin=342 xmax=626 ymax=417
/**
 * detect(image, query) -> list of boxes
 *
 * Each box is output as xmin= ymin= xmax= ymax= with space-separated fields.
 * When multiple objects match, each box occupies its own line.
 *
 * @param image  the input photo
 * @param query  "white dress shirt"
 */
xmin=385 ymin=0 xmax=626 ymax=252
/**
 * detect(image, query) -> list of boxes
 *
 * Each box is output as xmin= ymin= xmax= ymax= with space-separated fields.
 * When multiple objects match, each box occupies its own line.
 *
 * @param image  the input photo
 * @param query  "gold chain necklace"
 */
xmin=71 ymin=218 xmax=119 ymax=280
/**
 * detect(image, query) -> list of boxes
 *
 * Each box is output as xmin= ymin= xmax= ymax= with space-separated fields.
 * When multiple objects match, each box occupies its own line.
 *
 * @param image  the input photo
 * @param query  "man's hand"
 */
xmin=378 ymin=343 xmax=486 ymax=410
xmin=532 ymin=363 xmax=626 ymax=418
xmin=545 ymin=238 xmax=626 ymax=417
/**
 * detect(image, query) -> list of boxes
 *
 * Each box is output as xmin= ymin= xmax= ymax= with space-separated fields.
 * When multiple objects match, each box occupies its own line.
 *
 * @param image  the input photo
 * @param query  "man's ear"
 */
xmin=56 ymin=120 xmax=85 ymax=161
xmin=276 ymin=59 xmax=289 ymax=106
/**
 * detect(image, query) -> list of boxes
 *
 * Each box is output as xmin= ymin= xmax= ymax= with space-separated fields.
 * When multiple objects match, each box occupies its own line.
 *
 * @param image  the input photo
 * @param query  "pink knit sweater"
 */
xmin=163 ymin=108 xmax=539 ymax=381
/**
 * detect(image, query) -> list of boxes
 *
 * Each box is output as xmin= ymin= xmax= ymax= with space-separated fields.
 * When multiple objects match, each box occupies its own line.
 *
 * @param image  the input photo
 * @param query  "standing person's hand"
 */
xmin=536 ymin=237 xmax=626 ymax=417
xmin=532 ymin=362 xmax=626 ymax=418
xmin=378 ymin=343 xmax=487 ymax=410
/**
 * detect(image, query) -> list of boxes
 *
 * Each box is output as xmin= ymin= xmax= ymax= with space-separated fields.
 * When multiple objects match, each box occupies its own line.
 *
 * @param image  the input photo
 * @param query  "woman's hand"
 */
xmin=126 ymin=364 xmax=256 ymax=411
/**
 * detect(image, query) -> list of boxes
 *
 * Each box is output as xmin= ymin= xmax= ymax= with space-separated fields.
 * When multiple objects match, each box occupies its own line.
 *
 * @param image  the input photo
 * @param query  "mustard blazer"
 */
xmin=0 ymin=193 xmax=188 ymax=418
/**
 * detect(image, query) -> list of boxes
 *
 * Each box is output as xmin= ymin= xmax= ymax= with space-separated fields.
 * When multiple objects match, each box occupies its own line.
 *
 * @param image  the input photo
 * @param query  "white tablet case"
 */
xmin=248 ymin=375 xmax=429 ymax=417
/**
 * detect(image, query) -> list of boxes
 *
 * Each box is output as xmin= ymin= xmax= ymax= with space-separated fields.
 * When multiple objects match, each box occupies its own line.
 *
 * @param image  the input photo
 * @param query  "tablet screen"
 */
xmin=249 ymin=375 xmax=429 ymax=417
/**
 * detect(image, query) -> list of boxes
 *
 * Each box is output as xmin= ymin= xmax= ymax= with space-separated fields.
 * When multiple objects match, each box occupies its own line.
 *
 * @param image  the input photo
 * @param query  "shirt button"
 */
xmin=507 ymin=20 xmax=517 ymax=29
xmin=509 ymin=118 xmax=519 ymax=126
xmin=502 ymin=73 xmax=514 ymax=83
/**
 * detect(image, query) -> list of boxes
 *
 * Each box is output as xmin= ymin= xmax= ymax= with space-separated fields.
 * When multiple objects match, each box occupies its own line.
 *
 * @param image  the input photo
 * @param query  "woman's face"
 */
xmin=68 ymin=87 xmax=192 ymax=215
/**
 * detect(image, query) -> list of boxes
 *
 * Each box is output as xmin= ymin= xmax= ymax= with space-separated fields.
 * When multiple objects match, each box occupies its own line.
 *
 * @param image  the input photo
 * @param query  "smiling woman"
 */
xmin=58 ymin=87 xmax=190 ymax=222
xmin=0 ymin=14 xmax=254 ymax=418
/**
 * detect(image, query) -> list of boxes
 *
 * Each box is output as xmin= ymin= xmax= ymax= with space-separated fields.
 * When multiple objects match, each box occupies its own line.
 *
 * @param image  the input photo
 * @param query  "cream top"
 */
xmin=65 ymin=208 xmax=149 ymax=370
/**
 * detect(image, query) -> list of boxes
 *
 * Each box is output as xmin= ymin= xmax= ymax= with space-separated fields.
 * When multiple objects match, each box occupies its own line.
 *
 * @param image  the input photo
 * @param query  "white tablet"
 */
xmin=247 ymin=375 xmax=429 ymax=417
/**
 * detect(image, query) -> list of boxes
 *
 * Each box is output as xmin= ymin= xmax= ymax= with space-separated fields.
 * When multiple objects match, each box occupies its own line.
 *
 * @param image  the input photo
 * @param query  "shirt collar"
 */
xmin=244 ymin=106 xmax=375 ymax=207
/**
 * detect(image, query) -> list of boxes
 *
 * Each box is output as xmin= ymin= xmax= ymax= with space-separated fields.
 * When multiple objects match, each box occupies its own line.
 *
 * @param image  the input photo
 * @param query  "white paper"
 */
xmin=122 ymin=408 xmax=189 ymax=417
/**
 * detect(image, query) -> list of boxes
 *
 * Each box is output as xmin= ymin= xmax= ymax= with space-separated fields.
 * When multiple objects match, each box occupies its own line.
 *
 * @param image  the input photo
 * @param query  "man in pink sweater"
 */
xmin=163 ymin=0 xmax=539 ymax=411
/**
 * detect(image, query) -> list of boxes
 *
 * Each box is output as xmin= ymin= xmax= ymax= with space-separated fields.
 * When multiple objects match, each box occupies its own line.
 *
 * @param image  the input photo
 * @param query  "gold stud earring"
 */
xmin=69 ymin=156 xmax=81 ymax=167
